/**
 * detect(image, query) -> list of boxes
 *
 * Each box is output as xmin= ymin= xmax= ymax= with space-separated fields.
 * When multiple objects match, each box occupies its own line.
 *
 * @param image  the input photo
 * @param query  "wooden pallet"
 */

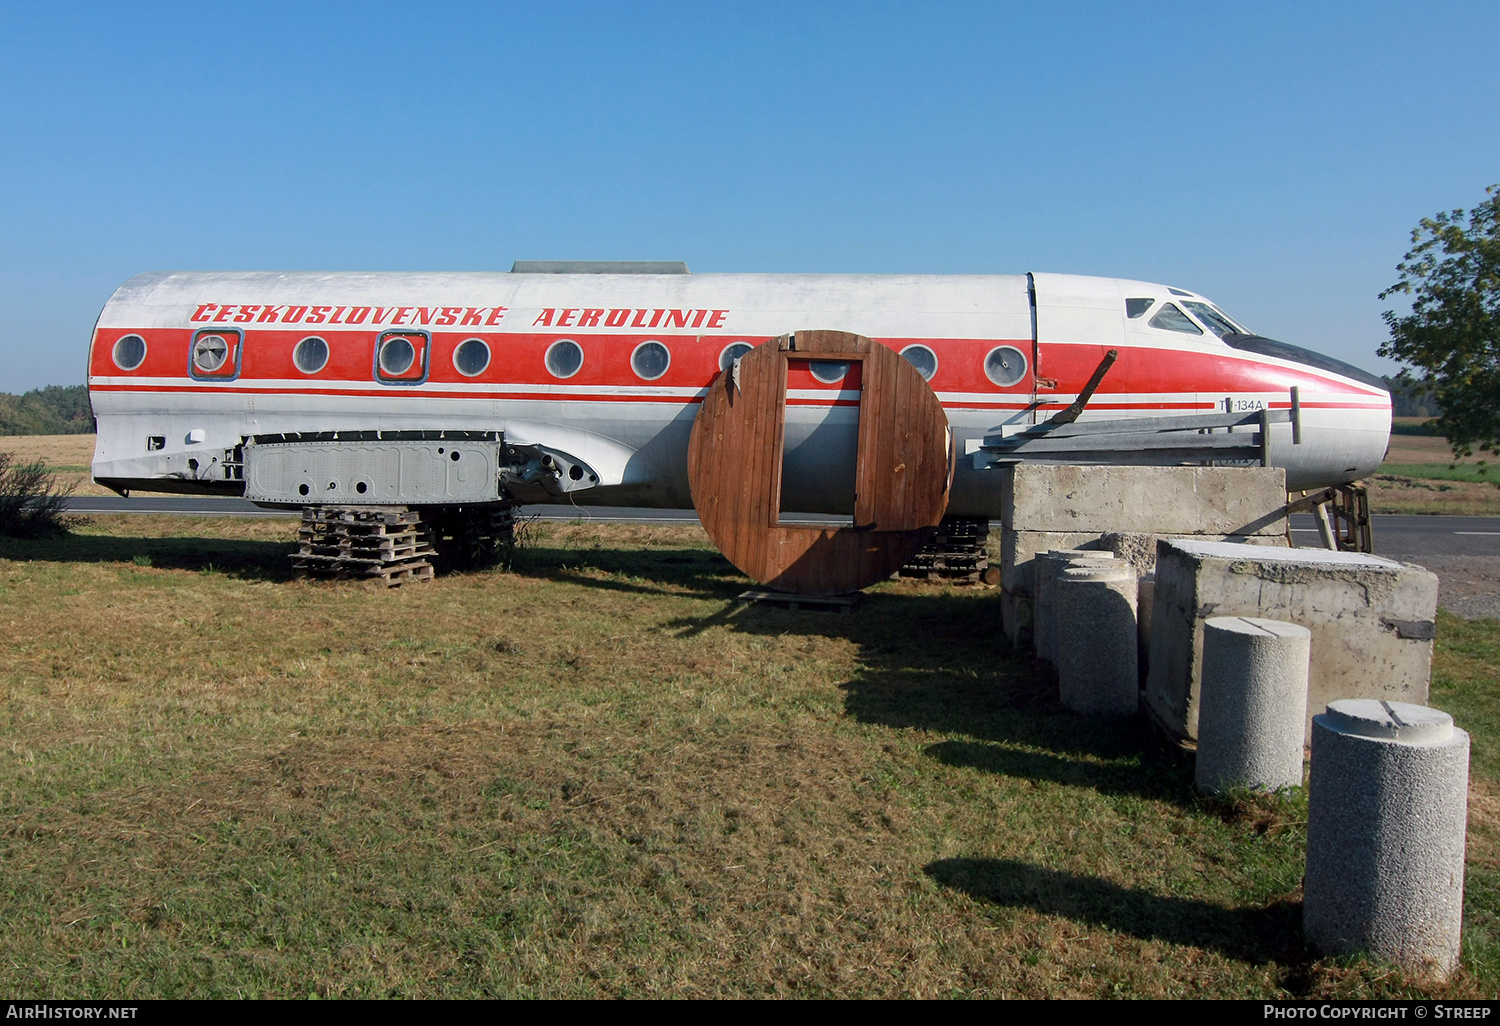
xmin=293 ymin=505 xmax=436 ymax=586
xmin=899 ymin=516 xmax=993 ymax=583
xmin=295 ymin=558 xmax=435 ymax=587
xmin=737 ymin=588 xmax=861 ymax=613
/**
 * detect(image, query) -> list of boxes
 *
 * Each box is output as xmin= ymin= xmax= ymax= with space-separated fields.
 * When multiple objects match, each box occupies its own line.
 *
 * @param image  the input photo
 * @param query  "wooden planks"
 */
xmin=688 ymin=330 xmax=952 ymax=595
xmin=293 ymin=505 xmax=436 ymax=587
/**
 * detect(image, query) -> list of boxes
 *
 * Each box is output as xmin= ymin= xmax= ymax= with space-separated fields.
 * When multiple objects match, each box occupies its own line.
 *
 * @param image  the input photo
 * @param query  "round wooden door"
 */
xmin=688 ymin=330 xmax=953 ymax=595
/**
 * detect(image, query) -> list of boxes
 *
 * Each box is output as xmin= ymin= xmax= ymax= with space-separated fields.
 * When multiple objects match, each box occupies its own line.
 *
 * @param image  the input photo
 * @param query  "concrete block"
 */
xmin=1194 ymin=617 xmax=1311 ymax=794
xmin=1101 ymin=531 xmax=1288 ymax=576
xmin=1304 ymin=700 xmax=1469 ymax=979
xmin=1000 ymin=528 xmax=1287 ymax=645
xmin=1145 ymin=540 xmax=1439 ymax=744
xmin=1001 ymin=464 xmax=1288 ymax=535
xmin=1035 ymin=550 xmax=1117 ymax=663
xmin=1056 ymin=563 xmax=1139 ymax=715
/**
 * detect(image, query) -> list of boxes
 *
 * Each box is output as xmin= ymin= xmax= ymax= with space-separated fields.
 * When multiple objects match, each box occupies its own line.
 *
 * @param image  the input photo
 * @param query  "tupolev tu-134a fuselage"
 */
xmin=87 ymin=265 xmax=1391 ymax=516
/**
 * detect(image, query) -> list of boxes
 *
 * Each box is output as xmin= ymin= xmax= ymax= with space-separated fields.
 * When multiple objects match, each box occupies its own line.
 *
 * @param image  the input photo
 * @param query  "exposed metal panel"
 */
xmin=244 ymin=439 xmax=502 ymax=504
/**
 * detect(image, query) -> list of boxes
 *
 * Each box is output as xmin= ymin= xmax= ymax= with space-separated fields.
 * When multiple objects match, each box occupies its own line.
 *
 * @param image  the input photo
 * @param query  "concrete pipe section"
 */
xmin=1194 ymin=616 xmax=1311 ymax=795
xmin=1056 ymin=562 xmax=1139 ymax=716
xmin=1304 ymin=699 xmax=1470 ymax=979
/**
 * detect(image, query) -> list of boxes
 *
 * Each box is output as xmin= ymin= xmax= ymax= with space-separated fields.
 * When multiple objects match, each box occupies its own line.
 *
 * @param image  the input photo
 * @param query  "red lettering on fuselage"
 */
xmin=578 ymin=309 xmax=604 ymax=327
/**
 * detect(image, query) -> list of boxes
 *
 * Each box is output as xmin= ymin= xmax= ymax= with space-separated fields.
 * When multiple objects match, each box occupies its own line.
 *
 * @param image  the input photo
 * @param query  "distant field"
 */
xmin=1372 ymin=422 xmax=1500 ymax=514
xmin=0 ymin=516 xmax=1494 ymax=998
xmin=0 ymin=434 xmax=112 ymax=497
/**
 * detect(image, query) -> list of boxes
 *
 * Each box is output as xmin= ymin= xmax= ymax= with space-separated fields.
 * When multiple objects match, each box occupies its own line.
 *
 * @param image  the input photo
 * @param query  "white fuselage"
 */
xmin=87 ymin=270 xmax=1392 ymax=512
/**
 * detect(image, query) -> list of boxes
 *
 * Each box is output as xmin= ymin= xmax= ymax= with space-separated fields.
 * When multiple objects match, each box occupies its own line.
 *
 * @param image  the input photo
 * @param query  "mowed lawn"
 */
xmin=0 ymin=515 xmax=1496 ymax=998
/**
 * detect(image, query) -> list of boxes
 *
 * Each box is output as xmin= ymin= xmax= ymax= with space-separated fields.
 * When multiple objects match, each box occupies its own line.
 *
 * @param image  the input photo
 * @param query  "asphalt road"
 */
xmin=63 ymin=496 xmax=1500 ymax=557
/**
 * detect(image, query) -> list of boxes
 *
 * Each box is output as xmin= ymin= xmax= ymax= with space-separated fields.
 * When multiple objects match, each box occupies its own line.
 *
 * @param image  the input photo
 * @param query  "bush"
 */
xmin=0 ymin=453 xmax=75 ymax=537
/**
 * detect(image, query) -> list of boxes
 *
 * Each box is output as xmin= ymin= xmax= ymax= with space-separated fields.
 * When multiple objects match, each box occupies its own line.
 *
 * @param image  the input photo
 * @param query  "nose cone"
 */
xmin=1223 ymin=334 xmax=1391 ymax=490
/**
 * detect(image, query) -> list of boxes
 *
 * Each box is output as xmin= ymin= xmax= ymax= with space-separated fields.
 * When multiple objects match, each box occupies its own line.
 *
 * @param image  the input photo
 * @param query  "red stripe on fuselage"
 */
xmin=89 ymin=327 xmax=1386 ymax=402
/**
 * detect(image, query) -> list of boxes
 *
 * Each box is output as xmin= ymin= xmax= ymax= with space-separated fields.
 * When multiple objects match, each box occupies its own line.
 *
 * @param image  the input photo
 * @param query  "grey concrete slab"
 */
xmin=1146 ymin=540 xmax=1438 ymax=745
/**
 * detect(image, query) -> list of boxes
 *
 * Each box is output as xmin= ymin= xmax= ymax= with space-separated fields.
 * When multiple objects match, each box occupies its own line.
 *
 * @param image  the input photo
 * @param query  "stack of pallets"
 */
xmin=293 ymin=506 xmax=436 ymax=587
xmin=427 ymin=503 xmax=517 ymax=569
xmin=898 ymin=517 xmax=997 ymax=584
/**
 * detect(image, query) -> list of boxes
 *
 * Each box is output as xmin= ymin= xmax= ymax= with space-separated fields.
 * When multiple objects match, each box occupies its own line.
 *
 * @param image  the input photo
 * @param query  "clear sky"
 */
xmin=1 ymin=1 xmax=1496 ymax=391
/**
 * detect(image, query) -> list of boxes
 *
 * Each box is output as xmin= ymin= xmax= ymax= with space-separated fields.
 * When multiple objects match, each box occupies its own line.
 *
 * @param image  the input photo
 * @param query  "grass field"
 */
xmin=0 ymin=515 xmax=1495 ymax=998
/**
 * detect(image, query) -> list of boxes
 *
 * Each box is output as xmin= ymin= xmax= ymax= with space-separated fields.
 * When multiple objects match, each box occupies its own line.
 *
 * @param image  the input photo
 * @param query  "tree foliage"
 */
xmin=0 ymin=454 xmax=74 ymax=537
xmin=1380 ymin=185 xmax=1500 ymax=457
xmin=0 ymin=385 xmax=94 ymax=436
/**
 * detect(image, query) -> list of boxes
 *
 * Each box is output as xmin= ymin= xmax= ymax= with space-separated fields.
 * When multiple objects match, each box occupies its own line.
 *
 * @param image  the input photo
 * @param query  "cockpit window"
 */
xmin=1148 ymin=303 xmax=1203 ymax=334
xmin=1183 ymin=301 xmax=1244 ymax=339
xmin=1125 ymin=298 xmax=1155 ymax=319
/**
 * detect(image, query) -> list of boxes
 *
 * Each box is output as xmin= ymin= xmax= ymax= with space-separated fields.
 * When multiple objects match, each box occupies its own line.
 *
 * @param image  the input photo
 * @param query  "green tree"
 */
xmin=1379 ymin=184 xmax=1500 ymax=457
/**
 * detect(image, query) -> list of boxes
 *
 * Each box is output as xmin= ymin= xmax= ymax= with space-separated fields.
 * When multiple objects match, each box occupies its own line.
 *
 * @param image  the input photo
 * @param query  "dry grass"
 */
xmin=0 ymin=515 xmax=1494 ymax=998
xmin=0 ymin=434 xmax=112 ymax=497
xmin=1365 ymin=475 xmax=1500 ymax=516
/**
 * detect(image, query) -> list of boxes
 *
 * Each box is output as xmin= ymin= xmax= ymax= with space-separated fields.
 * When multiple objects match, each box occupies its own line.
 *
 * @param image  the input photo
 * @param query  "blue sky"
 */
xmin=1 ymin=1 xmax=1496 ymax=391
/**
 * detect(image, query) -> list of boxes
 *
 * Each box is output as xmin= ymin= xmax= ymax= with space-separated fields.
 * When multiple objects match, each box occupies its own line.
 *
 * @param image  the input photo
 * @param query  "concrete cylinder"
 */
xmin=1056 ymin=563 xmax=1138 ymax=715
xmin=1034 ymin=550 xmax=1116 ymax=664
xmin=1194 ymin=617 xmax=1311 ymax=794
xmin=1304 ymin=699 xmax=1470 ymax=978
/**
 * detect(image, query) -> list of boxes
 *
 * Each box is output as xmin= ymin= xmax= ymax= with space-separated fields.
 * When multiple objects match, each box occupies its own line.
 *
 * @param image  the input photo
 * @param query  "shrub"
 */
xmin=0 ymin=453 xmax=75 ymax=537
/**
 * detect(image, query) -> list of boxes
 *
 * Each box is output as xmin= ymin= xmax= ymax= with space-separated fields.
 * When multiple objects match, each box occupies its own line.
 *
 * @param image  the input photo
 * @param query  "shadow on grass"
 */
xmin=923 ymin=737 xmax=1189 ymax=802
xmin=513 ymin=545 xmax=747 ymax=599
xmin=655 ymin=585 xmax=1180 ymax=772
xmin=926 ymin=857 xmax=1306 ymax=968
xmin=0 ymin=532 xmax=296 ymax=581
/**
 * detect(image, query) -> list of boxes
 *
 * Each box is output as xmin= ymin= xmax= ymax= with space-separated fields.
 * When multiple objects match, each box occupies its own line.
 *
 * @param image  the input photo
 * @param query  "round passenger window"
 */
xmin=809 ymin=360 xmax=849 ymax=384
xmin=379 ymin=336 xmax=416 ymax=376
xmin=719 ymin=342 xmax=753 ymax=371
xmin=453 ymin=338 xmax=491 ymax=377
xmin=984 ymin=345 xmax=1028 ymax=387
xmin=631 ymin=340 xmax=670 ymax=380
xmin=192 ymin=334 xmax=230 ymax=373
xmin=112 ymin=334 xmax=147 ymax=371
xmin=545 ymin=339 xmax=583 ymax=379
xmin=900 ymin=344 xmax=938 ymax=381
xmin=293 ymin=336 xmax=329 ymax=374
